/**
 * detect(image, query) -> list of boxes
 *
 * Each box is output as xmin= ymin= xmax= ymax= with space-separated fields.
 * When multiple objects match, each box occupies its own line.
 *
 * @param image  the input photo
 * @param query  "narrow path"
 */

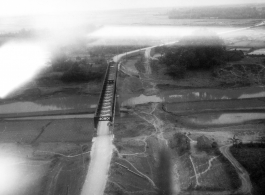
xmin=198 ymin=156 xmax=218 ymax=176
xmin=220 ymin=144 xmax=252 ymax=195
xmin=36 ymin=150 xmax=91 ymax=158
xmin=30 ymin=121 xmax=52 ymax=144
xmin=189 ymin=155 xmax=200 ymax=187
xmin=115 ymin=161 xmax=157 ymax=189
xmin=135 ymin=103 xmax=167 ymax=147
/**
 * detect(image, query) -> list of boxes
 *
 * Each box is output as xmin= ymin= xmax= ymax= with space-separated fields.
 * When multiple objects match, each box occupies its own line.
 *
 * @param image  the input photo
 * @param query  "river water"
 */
xmin=188 ymin=113 xmax=265 ymax=125
xmin=121 ymin=86 xmax=265 ymax=106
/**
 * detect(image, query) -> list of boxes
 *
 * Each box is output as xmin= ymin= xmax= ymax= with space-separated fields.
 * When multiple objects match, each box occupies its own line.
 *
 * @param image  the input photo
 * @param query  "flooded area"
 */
xmin=0 ymin=95 xmax=97 ymax=115
xmin=162 ymin=86 xmax=265 ymax=127
xmin=121 ymin=94 xmax=163 ymax=107
xmin=121 ymin=86 xmax=265 ymax=107
xmin=187 ymin=113 xmax=265 ymax=125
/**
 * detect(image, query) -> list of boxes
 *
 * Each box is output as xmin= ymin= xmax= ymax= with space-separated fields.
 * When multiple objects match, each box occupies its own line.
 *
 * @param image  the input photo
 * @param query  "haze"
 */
xmin=0 ymin=0 xmax=264 ymax=16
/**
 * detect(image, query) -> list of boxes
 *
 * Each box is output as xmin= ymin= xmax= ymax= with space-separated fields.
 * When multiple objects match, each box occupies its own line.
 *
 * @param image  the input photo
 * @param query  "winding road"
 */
xmin=220 ymin=144 xmax=252 ymax=195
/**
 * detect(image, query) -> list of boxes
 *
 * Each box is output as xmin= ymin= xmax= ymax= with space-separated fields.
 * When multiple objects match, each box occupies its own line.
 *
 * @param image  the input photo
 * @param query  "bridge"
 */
xmin=84 ymin=45 xmax=176 ymax=195
xmin=94 ymin=60 xmax=119 ymax=132
xmin=92 ymin=46 xmax=170 ymax=133
xmin=93 ymin=48 xmax=151 ymax=132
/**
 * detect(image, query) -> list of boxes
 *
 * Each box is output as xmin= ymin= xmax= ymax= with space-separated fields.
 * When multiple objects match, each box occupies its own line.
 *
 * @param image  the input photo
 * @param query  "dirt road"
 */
xmin=220 ymin=144 xmax=252 ymax=195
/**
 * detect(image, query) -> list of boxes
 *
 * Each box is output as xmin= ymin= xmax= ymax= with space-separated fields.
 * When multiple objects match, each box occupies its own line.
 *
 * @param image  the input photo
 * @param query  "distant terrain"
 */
xmin=168 ymin=5 xmax=265 ymax=19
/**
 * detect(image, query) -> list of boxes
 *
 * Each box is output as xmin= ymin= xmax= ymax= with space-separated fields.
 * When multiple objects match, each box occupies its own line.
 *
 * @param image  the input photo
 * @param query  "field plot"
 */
xmin=106 ymin=156 xmax=156 ymax=195
xmin=105 ymin=115 xmax=159 ymax=195
xmin=0 ymin=118 xmax=94 ymax=143
xmin=0 ymin=117 xmax=94 ymax=195
xmin=164 ymin=98 xmax=265 ymax=115
xmin=175 ymin=153 xmax=239 ymax=191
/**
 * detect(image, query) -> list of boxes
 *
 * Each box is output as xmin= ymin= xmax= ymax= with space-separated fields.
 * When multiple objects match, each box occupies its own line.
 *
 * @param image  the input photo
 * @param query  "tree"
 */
xmin=229 ymin=135 xmax=240 ymax=147
xmin=50 ymin=52 xmax=73 ymax=72
xmin=160 ymin=29 xmax=226 ymax=78
xmin=61 ymin=62 xmax=105 ymax=83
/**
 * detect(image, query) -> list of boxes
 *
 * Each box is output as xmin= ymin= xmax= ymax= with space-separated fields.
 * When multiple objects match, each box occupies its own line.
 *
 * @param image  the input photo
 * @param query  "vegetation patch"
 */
xmin=61 ymin=63 xmax=106 ymax=83
xmin=214 ymin=63 xmax=265 ymax=86
xmin=159 ymin=30 xmax=225 ymax=79
xmin=169 ymin=133 xmax=190 ymax=156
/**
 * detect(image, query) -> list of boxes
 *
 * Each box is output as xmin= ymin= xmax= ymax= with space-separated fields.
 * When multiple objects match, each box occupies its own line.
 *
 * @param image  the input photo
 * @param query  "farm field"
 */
xmin=0 ymin=104 xmax=95 ymax=195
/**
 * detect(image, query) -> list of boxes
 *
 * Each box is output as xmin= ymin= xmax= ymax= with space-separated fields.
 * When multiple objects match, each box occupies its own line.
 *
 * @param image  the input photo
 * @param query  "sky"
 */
xmin=0 ymin=0 xmax=264 ymax=17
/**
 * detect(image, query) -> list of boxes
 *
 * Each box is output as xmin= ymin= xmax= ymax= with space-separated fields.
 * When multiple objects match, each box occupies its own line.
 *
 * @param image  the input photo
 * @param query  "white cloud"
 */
xmin=0 ymin=41 xmax=49 ymax=98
